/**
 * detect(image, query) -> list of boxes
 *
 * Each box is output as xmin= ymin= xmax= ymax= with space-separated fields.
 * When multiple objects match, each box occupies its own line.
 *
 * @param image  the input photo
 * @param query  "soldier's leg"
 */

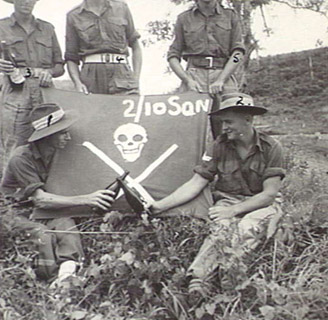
xmin=80 ymin=63 xmax=108 ymax=94
xmin=187 ymin=196 xmax=244 ymax=281
xmin=11 ymin=215 xmax=58 ymax=280
xmin=0 ymin=83 xmax=32 ymax=168
xmin=46 ymin=217 xmax=84 ymax=265
xmin=109 ymin=64 xmax=139 ymax=95
xmin=237 ymin=203 xmax=281 ymax=250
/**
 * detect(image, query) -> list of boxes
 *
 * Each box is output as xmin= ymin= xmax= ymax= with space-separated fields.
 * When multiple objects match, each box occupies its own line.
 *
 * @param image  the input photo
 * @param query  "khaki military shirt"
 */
xmin=0 ymin=143 xmax=53 ymax=201
xmin=65 ymin=0 xmax=140 ymax=63
xmin=194 ymin=129 xmax=285 ymax=196
xmin=167 ymin=3 xmax=245 ymax=62
xmin=0 ymin=14 xmax=63 ymax=68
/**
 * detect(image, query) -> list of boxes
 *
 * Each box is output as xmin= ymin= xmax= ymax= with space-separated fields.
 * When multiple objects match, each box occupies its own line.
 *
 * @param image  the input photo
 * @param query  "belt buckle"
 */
xmin=104 ymin=53 xmax=111 ymax=63
xmin=205 ymin=57 xmax=214 ymax=68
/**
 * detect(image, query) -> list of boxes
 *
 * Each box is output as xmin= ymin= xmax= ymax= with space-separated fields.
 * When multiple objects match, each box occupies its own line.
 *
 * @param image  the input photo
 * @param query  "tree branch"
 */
xmin=272 ymin=0 xmax=328 ymax=17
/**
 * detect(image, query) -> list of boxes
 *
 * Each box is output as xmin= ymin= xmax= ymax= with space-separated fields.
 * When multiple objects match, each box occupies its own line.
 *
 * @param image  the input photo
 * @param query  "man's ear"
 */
xmin=245 ymin=114 xmax=254 ymax=124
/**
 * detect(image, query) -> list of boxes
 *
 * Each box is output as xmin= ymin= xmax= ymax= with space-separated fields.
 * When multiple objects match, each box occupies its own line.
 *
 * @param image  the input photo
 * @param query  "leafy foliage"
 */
xmin=1 ymin=48 xmax=328 ymax=320
xmin=1 ymin=148 xmax=328 ymax=319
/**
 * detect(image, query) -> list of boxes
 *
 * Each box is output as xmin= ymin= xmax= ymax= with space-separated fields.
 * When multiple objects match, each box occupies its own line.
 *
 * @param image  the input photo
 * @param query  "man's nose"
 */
xmin=65 ymin=132 xmax=71 ymax=140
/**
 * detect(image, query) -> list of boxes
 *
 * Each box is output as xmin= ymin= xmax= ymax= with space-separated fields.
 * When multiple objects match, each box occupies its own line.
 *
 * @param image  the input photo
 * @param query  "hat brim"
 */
xmin=209 ymin=105 xmax=267 ymax=116
xmin=28 ymin=111 xmax=77 ymax=142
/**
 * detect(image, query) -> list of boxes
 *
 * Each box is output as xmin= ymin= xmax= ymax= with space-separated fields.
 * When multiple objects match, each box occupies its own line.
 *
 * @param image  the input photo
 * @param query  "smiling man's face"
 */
xmin=218 ymin=110 xmax=252 ymax=141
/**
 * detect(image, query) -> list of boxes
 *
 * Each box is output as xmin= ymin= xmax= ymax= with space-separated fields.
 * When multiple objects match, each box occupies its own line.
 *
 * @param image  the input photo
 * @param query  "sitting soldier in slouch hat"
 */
xmin=150 ymin=93 xmax=285 ymax=294
xmin=0 ymin=103 xmax=115 ymax=286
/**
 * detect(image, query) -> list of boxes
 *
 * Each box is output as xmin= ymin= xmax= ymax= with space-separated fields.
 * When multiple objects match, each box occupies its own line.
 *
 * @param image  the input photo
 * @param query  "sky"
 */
xmin=0 ymin=0 xmax=327 ymax=94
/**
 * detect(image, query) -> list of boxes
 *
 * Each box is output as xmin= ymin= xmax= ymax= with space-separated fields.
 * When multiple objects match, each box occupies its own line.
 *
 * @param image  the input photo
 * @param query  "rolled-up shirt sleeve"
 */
xmin=193 ymin=143 xmax=218 ymax=182
xmin=263 ymin=140 xmax=286 ymax=181
xmin=65 ymin=15 xmax=80 ymax=63
xmin=230 ymin=11 xmax=245 ymax=54
xmin=167 ymin=16 xmax=184 ymax=62
xmin=5 ymin=156 xmax=46 ymax=200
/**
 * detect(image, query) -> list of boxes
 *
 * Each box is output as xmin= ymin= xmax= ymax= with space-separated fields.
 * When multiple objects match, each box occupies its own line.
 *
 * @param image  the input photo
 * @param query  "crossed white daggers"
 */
xmin=82 ymin=141 xmax=178 ymax=204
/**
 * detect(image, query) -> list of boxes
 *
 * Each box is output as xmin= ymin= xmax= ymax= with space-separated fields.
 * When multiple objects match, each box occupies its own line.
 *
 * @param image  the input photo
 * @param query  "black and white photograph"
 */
xmin=0 ymin=1 xmax=327 ymax=319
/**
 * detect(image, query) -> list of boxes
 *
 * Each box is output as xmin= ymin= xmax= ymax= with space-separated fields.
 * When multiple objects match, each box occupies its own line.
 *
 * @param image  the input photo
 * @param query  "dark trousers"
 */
xmin=12 ymin=215 xmax=84 ymax=280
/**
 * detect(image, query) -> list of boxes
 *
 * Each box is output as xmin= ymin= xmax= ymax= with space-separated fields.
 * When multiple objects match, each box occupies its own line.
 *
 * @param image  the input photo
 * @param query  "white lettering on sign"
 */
xmin=122 ymin=95 xmax=211 ymax=123
xmin=123 ymin=99 xmax=136 ymax=118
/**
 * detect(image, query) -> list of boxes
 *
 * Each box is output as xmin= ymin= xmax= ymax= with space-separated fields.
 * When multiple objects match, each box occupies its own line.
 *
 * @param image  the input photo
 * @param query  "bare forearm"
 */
xmin=31 ymin=188 xmax=115 ymax=211
xmin=224 ymin=177 xmax=281 ymax=217
xmin=219 ymin=49 xmax=244 ymax=83
xmin=169 ymin=57 xmax=190 ymax=83
xmin=131 ymin=41 xmax=142 ymax=80
xmin=168 ymin=57 xmax=201 ymax=92
xmin=67 ymin=60 xmax=83 ymax=86
xmin=31 ymin=189 xmax=88 ymax=209
xmin=154 ymin=174 xmax=208 ymax=212
xmin=230 ymin=192 xmax=277 ymax=217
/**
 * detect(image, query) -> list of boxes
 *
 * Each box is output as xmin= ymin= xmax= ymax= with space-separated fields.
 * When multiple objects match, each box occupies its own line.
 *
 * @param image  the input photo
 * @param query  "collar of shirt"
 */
xmin=193 ymin=1 xmax=221 ymax=15
xmin=79 ymin=0 xmax=111 ymax=15
xmin=9 ymin=13 xmax=41 ymax=31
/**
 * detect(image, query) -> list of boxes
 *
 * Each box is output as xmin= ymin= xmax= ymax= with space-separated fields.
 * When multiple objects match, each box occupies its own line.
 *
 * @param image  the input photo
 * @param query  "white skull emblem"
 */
xmin=113 ymin=123 xmax=148 ymax=162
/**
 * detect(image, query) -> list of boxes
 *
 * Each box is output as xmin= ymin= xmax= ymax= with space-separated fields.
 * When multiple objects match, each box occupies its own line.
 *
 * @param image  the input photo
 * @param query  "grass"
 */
xmin=0 ymin=151 xmax=327 ymax=320
xmin=1 ymin=46 xmax=328 ymax=319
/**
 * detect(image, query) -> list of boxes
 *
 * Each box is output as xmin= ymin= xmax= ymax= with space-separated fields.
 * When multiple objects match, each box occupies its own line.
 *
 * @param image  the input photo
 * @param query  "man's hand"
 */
xmin=209 ymin=79 xmax=225 ymax=95
xmin=85 ymin=190 xmax=115 ymax=211
xmin=185 ymin=77 xmax=202 ymax=92
xmin=74 ymin=82 xmax=89 ymax=95
xmin=0 ymin=58 xmax=15 ymax=74
xmin=147 ymin=201 xmax=162 ymax=215
xmin=38 ymin=69 xmax=53 ymax=87
xmin=209 ymin=206 xmax=236 ymax=223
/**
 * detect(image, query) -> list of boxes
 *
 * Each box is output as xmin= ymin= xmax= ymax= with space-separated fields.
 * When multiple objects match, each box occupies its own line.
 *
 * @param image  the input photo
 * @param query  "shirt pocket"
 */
xmin=6 ymin=37 xmax=26 ymax=65
xmin=35 ymin=38 xmax=53 ymax=67
xmin=183 ymin=24 xmax=204 ymax=52
xmin=76 ymin=21 xmax=100 ymax=45
xmin=216 ymin=162 xmax=242 ymax=194
xmin=213 ymin=19 xmax=232 ymax=55
xmin=104 ymin=17 xmax=127 ymax=47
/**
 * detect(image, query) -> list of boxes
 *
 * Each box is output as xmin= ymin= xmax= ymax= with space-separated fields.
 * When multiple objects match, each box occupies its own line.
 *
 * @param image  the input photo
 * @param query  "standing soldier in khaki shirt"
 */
xmin=65 ymin=0 xmax=142 ymax=95
xmin=0 ymin=0 xmax=64 ymax=168
xmin=168 ymin=0 xmax=245 ymax=137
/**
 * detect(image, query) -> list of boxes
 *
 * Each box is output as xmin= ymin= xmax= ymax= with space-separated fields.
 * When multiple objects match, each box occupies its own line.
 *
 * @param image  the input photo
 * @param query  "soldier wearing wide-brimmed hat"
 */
xmin=0 ymin=103 xmax=115 ymax=286
xmin=0 ymin=0 xmax=65 ymax=170
xmin=150 ymin=92 xmax=286 ymax=294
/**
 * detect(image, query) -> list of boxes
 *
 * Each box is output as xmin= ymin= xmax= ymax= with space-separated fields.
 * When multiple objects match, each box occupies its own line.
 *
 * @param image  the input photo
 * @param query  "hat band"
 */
xmin=32 ymin=109 xmax=65 ymax=131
